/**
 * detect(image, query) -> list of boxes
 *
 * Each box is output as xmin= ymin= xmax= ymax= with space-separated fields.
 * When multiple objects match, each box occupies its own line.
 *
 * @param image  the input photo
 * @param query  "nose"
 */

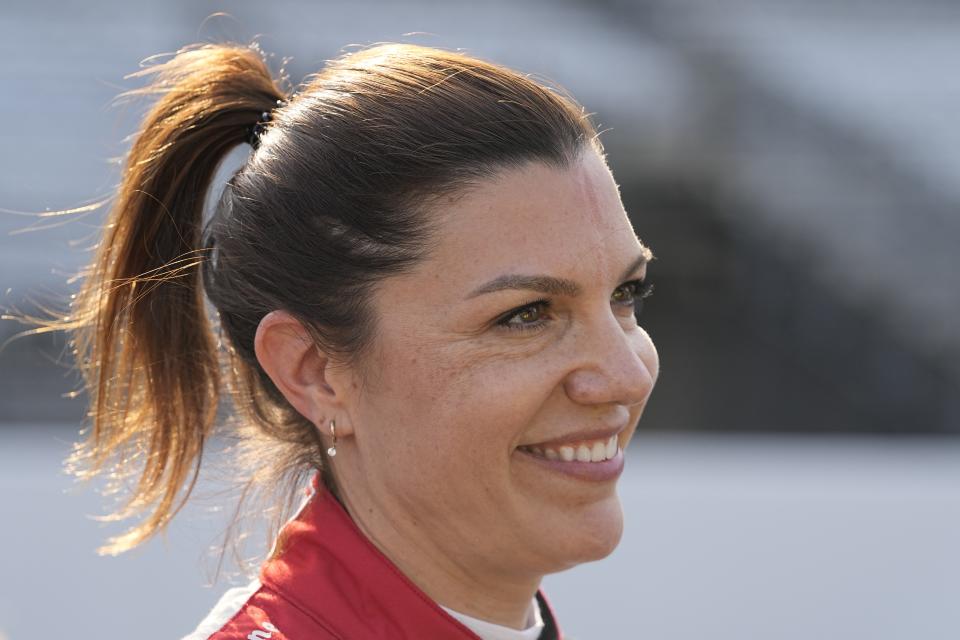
xmin=562 ymin=314 xmax=658 ymax=408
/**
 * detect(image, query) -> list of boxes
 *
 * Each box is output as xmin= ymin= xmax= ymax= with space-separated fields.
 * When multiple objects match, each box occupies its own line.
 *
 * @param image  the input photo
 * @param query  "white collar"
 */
xmin=441 ymin=597 xmax=545 ymax=640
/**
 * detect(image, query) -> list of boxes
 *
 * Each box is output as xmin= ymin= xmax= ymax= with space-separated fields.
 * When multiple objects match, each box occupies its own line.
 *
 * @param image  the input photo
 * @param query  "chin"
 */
xmin=543 ymin=494 xmax=625 ymax=572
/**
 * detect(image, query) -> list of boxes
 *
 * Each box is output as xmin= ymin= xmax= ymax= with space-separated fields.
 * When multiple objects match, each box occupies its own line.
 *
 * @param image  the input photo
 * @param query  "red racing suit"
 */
xmin=183 ymin=478 xmax=564 ymax=639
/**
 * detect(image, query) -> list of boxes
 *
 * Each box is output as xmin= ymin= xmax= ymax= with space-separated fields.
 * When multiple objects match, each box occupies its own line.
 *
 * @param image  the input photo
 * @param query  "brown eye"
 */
xmin=612 ymin=283 xmax=636 ymax=305
xmin=613 ymin=279 xmax=653 ymax=317
xmin=517 ymin=307 xmax=542 ymax=322
xmin=497 ymin=300 xmax=551 ymax=332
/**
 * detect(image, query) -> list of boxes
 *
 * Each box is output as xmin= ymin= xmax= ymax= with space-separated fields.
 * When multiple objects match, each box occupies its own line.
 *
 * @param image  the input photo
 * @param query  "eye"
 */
xmin=612 ymin=279 xmax=654 ymax=317
xmin=494 ymin=280 xmax=654 ymax=333
xmin=496 ymin=300 xmax=551 ymax=333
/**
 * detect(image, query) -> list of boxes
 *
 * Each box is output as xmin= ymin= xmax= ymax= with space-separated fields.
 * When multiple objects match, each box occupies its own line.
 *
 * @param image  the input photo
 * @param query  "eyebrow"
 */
xmin=465 ymin=246 xmax=653 ymax=300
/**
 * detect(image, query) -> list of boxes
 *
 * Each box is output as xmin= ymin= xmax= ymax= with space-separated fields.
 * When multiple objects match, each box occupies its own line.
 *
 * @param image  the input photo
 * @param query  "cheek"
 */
xmin=357 ymin=343 xmax=553 ymax=525
xmin=360 ymin=337 xmax=555 ymax=475
xmin=360 ymin=340 xmax=481 ymax=454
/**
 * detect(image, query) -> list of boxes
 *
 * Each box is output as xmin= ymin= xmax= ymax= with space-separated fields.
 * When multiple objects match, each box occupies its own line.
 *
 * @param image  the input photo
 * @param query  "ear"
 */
xmin=253 ymin=310 xmax=348 ymax=430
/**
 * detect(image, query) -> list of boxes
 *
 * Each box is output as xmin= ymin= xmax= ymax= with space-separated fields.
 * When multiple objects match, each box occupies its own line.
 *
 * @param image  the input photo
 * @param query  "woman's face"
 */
xmin=339 ymin=149 xmax=658 ymax=581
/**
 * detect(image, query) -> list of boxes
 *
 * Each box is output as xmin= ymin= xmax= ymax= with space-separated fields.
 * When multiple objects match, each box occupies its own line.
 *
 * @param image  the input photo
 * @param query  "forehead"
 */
xmin=421 ymin=152 xmax=643 ymax=281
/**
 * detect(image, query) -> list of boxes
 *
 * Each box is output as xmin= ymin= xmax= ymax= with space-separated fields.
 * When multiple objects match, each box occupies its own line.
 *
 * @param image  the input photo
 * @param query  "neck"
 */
xmin=333 ymin=474 xmax=540 ymax=630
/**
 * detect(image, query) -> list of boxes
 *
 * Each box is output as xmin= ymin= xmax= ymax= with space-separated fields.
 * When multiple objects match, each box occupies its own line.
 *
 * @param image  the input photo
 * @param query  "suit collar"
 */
xmin=260 ymin=483 xmax=563 ymax=639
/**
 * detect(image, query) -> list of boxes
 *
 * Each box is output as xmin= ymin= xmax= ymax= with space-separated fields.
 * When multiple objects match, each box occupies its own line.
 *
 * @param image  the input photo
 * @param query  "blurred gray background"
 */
xmin=1 ymin=1 xmax=959 ymax=639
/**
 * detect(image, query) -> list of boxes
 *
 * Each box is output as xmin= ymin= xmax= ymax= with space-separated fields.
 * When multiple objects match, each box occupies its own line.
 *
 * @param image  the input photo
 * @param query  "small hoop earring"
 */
xmin=327 ymin=419 xmax=338 ymax=457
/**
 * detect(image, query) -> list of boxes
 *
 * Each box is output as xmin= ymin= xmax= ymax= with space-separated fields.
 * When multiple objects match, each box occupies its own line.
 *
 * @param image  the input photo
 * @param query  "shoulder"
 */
xmin=181 ymin=578 xmax=340 ymax=640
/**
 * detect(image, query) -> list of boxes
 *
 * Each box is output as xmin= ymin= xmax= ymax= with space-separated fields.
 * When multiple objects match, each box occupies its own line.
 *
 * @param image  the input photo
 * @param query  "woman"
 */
xmin=64 ymin=41 xmax=659 ymax=639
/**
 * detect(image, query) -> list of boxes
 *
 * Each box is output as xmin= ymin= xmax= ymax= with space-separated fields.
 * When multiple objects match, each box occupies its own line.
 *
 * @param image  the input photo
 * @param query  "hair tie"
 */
xmin=247 ymin=98 xmax=288 ymax=149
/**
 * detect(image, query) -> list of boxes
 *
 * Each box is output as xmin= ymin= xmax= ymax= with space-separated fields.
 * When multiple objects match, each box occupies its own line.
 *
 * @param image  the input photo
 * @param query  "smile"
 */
xmin=516 ymin=434 xmax=625 ymax=482
xmin=518 ymin=434 xmax=620 ymax=463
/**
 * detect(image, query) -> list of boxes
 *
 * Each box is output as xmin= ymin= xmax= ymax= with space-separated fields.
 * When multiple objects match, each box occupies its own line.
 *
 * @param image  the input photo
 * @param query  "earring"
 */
xmin=327 ymin=419 xmax=337 ymax=457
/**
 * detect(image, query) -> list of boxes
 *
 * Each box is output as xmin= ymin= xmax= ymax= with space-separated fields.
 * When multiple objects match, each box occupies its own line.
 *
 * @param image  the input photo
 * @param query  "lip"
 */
xmin=515 ymin=446 xmax=625 ymax=482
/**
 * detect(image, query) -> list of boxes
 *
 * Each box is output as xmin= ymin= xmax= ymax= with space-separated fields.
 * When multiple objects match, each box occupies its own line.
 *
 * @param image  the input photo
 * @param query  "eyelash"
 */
xmin=495 ymin=279 xmax=654 ymax=333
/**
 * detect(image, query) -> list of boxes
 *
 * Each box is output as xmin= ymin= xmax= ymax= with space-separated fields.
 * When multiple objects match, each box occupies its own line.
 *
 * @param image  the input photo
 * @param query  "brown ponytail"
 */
xmin=68 ymin=44 xmax=286 ymax=553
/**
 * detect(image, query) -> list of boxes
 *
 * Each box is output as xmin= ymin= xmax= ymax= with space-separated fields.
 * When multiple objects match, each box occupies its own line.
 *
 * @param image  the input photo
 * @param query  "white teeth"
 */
xmin=523 ymin=434 xmax=622 ymax=463
xmin=606 ymin=435 xmax=618 ymax=459
xmin=590 ymin=440 xmax=606 ymax=462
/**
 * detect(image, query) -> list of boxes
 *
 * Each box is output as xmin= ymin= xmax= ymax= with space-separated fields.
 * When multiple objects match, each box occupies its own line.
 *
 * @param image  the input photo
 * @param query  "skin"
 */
xmin=255 ymin=148 xmax=659 ymax=629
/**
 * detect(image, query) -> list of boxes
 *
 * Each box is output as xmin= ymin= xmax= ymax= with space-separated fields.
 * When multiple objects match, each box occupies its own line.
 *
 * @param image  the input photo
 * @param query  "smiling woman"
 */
xmin=51 ymin=41 xmax=658 ymax=639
